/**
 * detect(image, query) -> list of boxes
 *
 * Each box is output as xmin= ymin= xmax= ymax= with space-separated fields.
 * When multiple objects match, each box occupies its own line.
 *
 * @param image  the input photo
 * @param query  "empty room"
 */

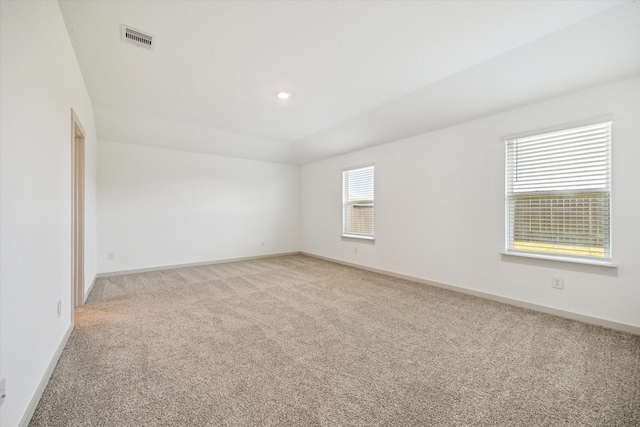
xmin=1 ymin=0 xmax=640 ymax=426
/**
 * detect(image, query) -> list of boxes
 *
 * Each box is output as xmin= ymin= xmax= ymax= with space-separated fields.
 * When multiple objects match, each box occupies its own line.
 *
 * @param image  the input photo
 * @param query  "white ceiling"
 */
xmin=58 ymin=1 xmax=639 ymax=164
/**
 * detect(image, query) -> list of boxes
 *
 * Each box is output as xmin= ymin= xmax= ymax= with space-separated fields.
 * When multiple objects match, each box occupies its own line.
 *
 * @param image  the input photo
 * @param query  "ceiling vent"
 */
xmin=121 ymin=25 xmax=154 ymax=51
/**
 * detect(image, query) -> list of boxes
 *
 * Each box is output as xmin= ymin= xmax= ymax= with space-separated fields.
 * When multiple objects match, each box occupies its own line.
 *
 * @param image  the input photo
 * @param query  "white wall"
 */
xmin=301 ymin=77 xmax=640 ymax=329
xmin=0 ymin=1 xmax=98 ymax=426
xmin=97 ymin=142 xmax=300 ymax=273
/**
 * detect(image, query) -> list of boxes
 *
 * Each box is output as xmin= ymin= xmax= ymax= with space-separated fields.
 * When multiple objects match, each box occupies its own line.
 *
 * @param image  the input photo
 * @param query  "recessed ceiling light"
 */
xmin=276 ymin=91 xmax=291 ymax=100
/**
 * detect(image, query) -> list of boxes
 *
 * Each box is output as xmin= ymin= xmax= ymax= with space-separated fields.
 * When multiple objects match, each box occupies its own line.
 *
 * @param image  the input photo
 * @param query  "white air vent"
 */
xmin=121 ymin=25 xmax=154 ymax=51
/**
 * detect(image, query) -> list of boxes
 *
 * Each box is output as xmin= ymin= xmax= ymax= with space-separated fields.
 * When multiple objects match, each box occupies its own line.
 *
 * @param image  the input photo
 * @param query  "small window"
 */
xmin=505 ymin=122 xmax=611 ymax=261
xmin=343 ymin=165 xmax=374 ymax=239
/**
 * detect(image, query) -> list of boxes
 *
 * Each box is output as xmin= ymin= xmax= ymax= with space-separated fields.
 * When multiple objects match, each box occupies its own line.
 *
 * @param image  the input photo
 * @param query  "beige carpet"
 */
xmin=30 ymin=255 xmax=640 ymax=426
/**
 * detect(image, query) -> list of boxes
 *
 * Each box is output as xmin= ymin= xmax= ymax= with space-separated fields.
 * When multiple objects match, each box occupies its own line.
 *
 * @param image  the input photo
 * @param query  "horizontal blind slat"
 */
xmin=343 ymin=166 xmax=374 ymax=236
xmin=505 ymin=122 xmax=611 ymax=260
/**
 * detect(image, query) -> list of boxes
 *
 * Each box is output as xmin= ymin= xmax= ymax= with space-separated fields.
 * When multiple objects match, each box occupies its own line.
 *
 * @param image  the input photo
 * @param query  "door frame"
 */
xmin=71 ymin=109 xmax=86 ymax=321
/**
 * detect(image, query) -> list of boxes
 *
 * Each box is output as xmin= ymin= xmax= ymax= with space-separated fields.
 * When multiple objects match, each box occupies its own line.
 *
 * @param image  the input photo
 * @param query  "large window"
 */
xmin=505 ymin=122 xmax=611 ymax=261
xmin=343 ymin=165 xmax=374 ymax=239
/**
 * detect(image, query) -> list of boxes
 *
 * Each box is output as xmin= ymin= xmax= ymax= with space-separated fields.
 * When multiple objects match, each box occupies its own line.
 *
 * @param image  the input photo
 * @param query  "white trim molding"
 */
xmin=20 ymin=324 xmax=74 ymax=427
xmin=302 ymin=252 xmax=640 ymax=336
xmin=96 ymin=252 xmax=301 ymax=278
xmin=500 ymin=251 xmax=617 ymax=268
xmin=84 ymin=275 xmax=97 ymax=303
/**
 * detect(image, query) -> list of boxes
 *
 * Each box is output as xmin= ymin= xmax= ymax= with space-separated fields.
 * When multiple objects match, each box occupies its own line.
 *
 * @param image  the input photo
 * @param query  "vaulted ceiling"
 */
xmin=59 ymin=1 xmax=640 ymax=164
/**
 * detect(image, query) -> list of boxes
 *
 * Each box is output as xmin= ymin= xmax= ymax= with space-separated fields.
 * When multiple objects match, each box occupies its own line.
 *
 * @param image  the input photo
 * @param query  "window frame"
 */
xmin=504 ymin=122 xmax=613 ymax=265
xmin=342 ymin=163 xmax=375 ymax=240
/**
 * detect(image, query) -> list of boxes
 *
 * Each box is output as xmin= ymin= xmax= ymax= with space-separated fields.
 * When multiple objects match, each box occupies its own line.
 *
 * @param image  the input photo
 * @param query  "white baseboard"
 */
xmin=14 ymin=251 xmax=637 ymax=427
xmin=302 ymin=252 xmax=640 ymax=336
xmin=96 ymin=251 xmax=302 ymax=278
xmin=89 ymin=250 xmax=640 ymax=335
xmin=19 ymin=323 xmax=74 ymax=427
xmin=84 ymin=275 xmax=97 ymax=303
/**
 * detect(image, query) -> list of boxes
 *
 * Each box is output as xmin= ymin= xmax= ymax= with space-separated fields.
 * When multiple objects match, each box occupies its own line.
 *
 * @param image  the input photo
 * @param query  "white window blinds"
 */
xmin=506 ymin=122 xmax=611 ymax=260
xmin=343 ymin=165 xmax=374 ymax=238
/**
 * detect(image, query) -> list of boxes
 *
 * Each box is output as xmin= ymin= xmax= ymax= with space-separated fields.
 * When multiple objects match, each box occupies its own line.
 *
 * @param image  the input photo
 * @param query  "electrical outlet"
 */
xmin=108 ymin=252 xmax=114 ymax=261
xmin=261 ymin=241 xmax=265 ymax=247
xmin=57 ymin=300 xmax=62 ymax=318
xmin=552 ymin=276 xmax=564 ymax=289
xmin=353 ymin=247 xmax=358 ymax=254
xmin=0 ymin=376 xmax=6 ymax=407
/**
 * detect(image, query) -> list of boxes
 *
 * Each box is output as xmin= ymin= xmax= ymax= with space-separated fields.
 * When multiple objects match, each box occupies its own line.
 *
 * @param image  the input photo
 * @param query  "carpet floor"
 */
xmin=30 ymin=255 xmax=640 ymax=426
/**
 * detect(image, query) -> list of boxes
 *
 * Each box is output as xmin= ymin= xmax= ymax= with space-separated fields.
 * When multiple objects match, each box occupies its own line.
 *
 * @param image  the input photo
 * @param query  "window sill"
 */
xmin=341 ymin=234 xmax=375 ymax=241
xmin=500 ymin=251 xmax=617 ymax=268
